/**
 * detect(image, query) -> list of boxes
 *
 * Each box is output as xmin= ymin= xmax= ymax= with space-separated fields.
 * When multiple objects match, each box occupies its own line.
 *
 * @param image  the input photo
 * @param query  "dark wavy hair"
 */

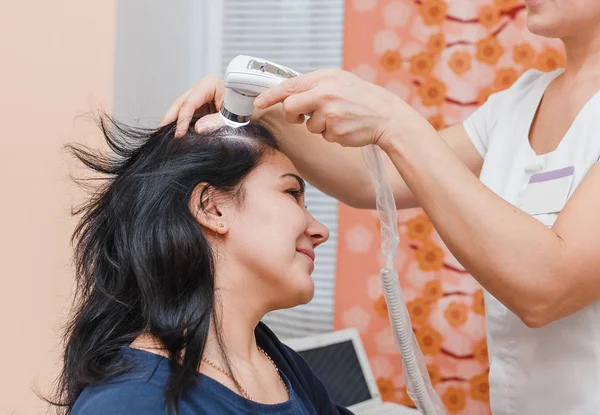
xmin=48 ymin=114 xmax=279 ymax=414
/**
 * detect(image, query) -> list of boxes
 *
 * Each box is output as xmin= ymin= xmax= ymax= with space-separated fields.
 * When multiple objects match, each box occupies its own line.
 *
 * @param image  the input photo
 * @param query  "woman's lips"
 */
xmin=297 ymin=248 xmax=315 ymax=262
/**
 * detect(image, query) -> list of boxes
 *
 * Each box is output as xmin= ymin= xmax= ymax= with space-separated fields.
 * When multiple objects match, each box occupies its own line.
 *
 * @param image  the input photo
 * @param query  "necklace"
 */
xmin=201 ymin=346 xmax=289 ymax=401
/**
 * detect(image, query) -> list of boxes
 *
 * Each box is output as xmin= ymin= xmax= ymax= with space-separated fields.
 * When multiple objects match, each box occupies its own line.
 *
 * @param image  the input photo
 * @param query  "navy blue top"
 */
xmin=72 ymin=323 xmax=354 ymax=414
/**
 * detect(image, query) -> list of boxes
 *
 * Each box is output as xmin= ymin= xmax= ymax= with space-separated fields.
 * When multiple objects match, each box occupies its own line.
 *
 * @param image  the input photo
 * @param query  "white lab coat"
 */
xmin=463 ymin=68 xmax=600 ymax=414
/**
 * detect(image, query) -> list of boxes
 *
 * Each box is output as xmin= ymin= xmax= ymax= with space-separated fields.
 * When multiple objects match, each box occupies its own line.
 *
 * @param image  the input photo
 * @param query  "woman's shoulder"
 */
xmin=489 ymin=68 xmax=559 ymax=105
xmin=72 ymin=380 xmax=167 ymax=415
xmin=514 ymin=68 xmax=557 ymax=88
xmin=71 ymin=348 xmax=172 ymax=414
xmin=463 ymin=68 xmax=562 ymax=144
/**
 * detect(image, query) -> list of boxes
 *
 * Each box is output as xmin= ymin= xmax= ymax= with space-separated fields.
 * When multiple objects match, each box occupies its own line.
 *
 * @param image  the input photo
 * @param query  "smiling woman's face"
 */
xmin=217 ymin=150 xmax=330 ymax=310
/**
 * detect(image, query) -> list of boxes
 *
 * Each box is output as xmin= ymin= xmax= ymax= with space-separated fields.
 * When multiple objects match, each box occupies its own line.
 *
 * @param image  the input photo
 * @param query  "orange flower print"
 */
xmin=409 ymin=52 xmax=435 ymax=77
xmin=407 ymin=297 xmax=431 ymax=325
xmin=419 ymin=0 xmax=448 ymax=26
xmin=380 ymin=50 xmax=402 ymax=72
xmin=423 ymin=279 xmax=444 ymax=303
xmin=416 ymin=325 xmax=442 ymax=355
xmin=476 ymin=37 xmax=504 ymax=65
xmin=478 ymin=6 xmax=500 ymax=29
xmin=473 ymin=338 xmax=489 ymax=365
xmin=418 ymin=77 xmax=447 ymax=107
xmin=493 ymin=67 xmax=518 ymax=91
xmin=477 ymin=86 xmax=495 ymax=106
xmin=494 ymin=0 xmax=517 ymax=12
xmin=448 ymin=51 xmax=471 ymax=75
xmin=399 ymin=386 xmax=416 ymax=407
xmin=428 ymin=114 xmax=445 ymax=131
xmin=442 ymin=386 xmax=467 ymax=412
xmin=406 ymin=214 xmax=433 ymax=241
xmin=427 ymin=363 xmax=442 ymax=385
xmin=513 ymin=43 xmax=535 ymax=66
xmin=427 ymin=33 xmax=446 ymax=54
xmin=377 ymin=378 xmax=396 ymax=401
xmin=415 ymin=241 xmax=445 ymax=271
xmin=444 ymin=301 xmax=468 ymax=327
xmin=470 ymin=372 xmax=490 ymax=402
xmin=472 ymin=289 xmax=485 ymax=315
xmin=374 ymin=295 xmax=389 ymax=318
xmin=535 ymin=48 xmax=565 ymax=72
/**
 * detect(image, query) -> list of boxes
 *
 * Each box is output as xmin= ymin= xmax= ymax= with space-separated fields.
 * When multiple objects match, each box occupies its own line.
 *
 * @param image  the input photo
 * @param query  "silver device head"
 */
xmin=220 ymin=55 xmax=300 ymax=128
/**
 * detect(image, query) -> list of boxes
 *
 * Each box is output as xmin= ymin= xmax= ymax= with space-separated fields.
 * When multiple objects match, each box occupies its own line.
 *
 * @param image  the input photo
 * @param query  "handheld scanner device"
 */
xmin=220 ymin=55 xmax=301 ymax=127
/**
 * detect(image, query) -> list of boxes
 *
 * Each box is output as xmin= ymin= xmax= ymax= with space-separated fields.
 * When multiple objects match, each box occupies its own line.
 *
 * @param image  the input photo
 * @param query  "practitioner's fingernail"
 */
xmin=254 ymin=96 xmax=265 ymax=108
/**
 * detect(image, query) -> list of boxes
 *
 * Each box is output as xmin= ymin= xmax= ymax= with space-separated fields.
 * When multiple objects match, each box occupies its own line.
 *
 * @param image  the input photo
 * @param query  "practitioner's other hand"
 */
xmin=160 ymin=77 xmax=225 ymax=138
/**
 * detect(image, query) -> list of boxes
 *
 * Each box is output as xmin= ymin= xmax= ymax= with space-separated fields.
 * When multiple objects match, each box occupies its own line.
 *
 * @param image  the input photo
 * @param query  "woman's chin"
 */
xmin=286 ymin=277 xmax=315 ymax=307
xmin=274 ymin=290 xmax=314 ymax=310
xmin=292 ymin=278 xmax=315 ymax=305
xmin=298 ymin=287 xmax=315 ymax=305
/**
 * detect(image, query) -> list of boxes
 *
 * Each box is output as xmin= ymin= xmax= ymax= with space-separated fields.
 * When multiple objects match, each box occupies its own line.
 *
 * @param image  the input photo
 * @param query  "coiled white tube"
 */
xmin=361 ymin=145 xmax=445 ymax=415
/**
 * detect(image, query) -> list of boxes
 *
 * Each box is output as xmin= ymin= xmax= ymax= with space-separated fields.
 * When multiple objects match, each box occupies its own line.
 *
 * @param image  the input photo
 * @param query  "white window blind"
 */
xmin=217 ymin=0 xmax=345 ymax=338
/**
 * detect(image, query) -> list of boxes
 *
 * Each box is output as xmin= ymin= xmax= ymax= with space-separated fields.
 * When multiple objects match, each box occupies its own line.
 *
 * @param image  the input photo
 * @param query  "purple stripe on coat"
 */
xmin=529 ymin=166 xmax=575 ymax=183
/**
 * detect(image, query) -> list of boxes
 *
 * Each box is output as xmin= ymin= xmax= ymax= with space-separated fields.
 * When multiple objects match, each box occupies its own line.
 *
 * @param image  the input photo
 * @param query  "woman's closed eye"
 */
xmin=286 ymin=188 xmax=304 ymax=203
xmin=281 ymin=173 xmax=307 ymax=207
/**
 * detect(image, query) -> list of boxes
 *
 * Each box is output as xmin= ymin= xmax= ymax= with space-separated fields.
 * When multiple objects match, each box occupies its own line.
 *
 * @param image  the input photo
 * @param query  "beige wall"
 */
xmin=0 ymin=1 xmax=115 ymax=413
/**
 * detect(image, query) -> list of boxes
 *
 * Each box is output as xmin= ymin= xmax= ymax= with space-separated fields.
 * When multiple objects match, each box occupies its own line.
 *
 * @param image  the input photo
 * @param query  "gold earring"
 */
xmin=218 ymin=223 xmax=224 ymax=228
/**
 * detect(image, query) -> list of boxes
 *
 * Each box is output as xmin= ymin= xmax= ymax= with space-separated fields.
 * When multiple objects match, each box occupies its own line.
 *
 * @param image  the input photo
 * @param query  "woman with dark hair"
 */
xmin=51 ymin=115 xmax=351 ymax=415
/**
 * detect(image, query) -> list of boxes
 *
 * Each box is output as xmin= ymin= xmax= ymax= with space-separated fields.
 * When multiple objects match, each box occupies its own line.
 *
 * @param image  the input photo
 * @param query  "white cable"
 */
xmin=361 ymin=145 xmax=445 ymax=415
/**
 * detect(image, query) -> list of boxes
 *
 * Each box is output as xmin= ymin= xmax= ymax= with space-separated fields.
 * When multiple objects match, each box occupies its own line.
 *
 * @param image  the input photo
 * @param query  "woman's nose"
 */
xmin=307 ymin=214 xmax=330 ymax=248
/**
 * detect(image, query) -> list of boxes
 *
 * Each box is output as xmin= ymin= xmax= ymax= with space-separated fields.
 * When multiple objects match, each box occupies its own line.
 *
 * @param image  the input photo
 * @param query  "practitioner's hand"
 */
xmin=254 ymin=69 xmax=422 ymax=149
xmin=160 ymin=77 xmax=225 ymax=138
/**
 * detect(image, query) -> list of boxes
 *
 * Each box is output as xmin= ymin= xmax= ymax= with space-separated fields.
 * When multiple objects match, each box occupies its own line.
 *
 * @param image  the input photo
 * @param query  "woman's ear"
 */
xmin=189 ymin=183 xmax=229 ymax=235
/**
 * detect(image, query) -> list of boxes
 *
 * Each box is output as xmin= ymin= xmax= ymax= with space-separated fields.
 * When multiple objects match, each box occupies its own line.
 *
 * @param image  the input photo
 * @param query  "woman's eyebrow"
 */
xmin=280 ymin=173 xmax=305 ymax=191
